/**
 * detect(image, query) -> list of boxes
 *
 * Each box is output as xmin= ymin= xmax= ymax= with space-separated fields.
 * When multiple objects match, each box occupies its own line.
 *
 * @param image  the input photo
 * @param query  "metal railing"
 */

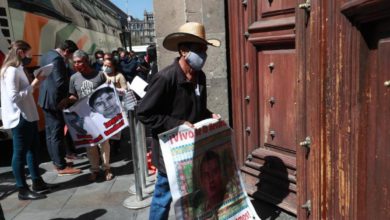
xmin=121 ymin=91 xmax=154 ymax=209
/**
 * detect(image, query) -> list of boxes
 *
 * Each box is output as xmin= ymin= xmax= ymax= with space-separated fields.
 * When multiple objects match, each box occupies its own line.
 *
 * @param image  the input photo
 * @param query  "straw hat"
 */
xmin=163 ymin=22 xmax=221 ymax=51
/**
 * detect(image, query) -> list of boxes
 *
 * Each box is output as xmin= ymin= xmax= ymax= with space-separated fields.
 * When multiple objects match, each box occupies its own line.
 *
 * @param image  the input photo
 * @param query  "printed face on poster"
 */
xmin=63 ymin=83 xmax=128 ymax=148
xmin=159 ymin=119 xmax=260 ymax=220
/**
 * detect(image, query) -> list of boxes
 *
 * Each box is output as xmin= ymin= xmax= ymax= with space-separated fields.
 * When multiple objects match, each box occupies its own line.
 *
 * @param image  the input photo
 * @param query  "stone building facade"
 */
xmin=128 ymin=10 xmax=156 ymax=46
xmin=153 ymin=0 xmax=229 ymax=121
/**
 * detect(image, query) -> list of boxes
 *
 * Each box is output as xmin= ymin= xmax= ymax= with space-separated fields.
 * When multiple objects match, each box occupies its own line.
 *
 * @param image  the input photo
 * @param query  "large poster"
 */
xmin=159 ymin=119 xmax=260 ymax=220
xmin=63 ymin=83 xmax=128 ymax=148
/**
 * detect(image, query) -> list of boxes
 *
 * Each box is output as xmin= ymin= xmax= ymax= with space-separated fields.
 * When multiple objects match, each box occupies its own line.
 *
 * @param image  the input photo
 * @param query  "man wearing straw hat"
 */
xmin=136 ymin=22 xmax=221 ymax=219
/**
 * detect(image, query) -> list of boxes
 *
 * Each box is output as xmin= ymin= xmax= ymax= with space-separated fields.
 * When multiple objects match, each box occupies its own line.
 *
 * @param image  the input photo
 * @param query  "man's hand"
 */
xmin=212 ymin=113 xmax=221 ymax=120
xmin=57 ymin=98 xmax=69 ymax=110
xmin=68 ymin=95 xmax=78 ymax=106
xmin=35 ymin=72 xmax=47 ymax=81
xmin=182 ymin=121 xmax=194 ymax=128
xmin=116 ymin=88 xmax=126 ymax=96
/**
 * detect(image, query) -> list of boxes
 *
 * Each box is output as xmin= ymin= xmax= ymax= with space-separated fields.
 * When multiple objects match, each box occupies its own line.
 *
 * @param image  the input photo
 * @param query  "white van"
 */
xmin=131 ymin=45 xmax=149 ymax=57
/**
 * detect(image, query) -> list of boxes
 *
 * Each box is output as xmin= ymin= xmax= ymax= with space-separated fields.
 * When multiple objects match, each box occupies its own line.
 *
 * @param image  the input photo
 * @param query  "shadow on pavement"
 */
xmin=45 ymin=160 xmax=133 ymax=191
xmin=49 ymin=208 xmax=107 ymax=220
xmin=0 ymin=170 xmax=17 ymax=199
xmin=0 ymin=203 xmax=4 ymax=220
xmin=0 ymin=184 xmax=17 ymax=200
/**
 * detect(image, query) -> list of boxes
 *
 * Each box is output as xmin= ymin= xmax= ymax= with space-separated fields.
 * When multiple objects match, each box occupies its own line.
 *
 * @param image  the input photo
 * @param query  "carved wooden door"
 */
xmin=340 ymin=1 xmax=390 ymax=219
xmin=228 ymin=0 xmax=309 ymax=218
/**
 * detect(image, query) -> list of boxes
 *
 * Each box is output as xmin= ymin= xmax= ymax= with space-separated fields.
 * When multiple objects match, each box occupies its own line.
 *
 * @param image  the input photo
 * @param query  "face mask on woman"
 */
xmin=21 ymin=56 xmax=32 ymax=66
xmin=185 ymin=50 xmax=207 ymax=71
xmin=102 ymin=66 xmax=113 ymax=74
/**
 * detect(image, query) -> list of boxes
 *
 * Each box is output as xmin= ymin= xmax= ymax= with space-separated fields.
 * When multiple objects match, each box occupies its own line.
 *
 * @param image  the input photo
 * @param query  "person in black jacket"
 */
xmin=38 ymin=40 xmax=81 ymax=176
xmin=119 ymin=50 xmax=138 ymax=82
xmin=135 ymin=22 xmax=221 ymax=220
xmin=92 ymin=50 xmax=104 ymax=72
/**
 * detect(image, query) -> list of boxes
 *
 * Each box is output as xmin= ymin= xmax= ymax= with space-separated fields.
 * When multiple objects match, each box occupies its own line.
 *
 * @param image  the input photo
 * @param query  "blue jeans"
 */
xmin=43 ymin=109 xmax=67 ymax=169
xmin=149 ymin=171 xmax=172 ymax=220
xmin=11 ymin=116 xmax=41 ymax=188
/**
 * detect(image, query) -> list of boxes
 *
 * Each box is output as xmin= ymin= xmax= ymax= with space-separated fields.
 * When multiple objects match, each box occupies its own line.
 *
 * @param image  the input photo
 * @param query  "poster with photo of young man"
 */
xmin=63 ymin=83 xmax=128 ymax=148
xmin=159 ymin=119 xmax=260 ymax=220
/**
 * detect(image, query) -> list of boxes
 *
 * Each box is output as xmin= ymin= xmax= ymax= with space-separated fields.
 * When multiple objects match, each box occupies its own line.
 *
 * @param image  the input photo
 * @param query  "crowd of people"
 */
xmin=0 ymin=21 xmax=222 ymax=220
xmin=0 ymin=39 xmax=157 ymax=199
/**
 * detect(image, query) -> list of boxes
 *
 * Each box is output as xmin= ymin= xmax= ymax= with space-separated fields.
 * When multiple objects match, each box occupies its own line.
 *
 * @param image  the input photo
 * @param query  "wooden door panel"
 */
xmin=341 ymin=4 xmax=390 ymax=218
xmin=375 ymin=38 xmax=390 ymax=219
xmin=367 ymin=38 xmax=390 ymax=219
xmin=259 ymin=50 xmax=297 ymax=153
xmin=228 ymin=0 xmax=302 ymax=218
xmin=242 ymin=147 xmax=297 ymax=215
xmin=259 ymin=0 xmax=296 ymax=17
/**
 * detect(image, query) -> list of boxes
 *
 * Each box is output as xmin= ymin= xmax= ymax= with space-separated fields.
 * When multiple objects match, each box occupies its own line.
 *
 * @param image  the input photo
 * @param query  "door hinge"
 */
xmin=299 ymin=0 xmax=311 ymax=25
xmin=242 ymin=0 xmax=248 ymax=7
xmin=299 ymin=136 xmax=311 ymax=148
xmin=301 ymin=199 xmax=311 ymax=215
xmin=299 ymin=0 xmax=311 ymax=12
xmin=300 ymin=136 xmax=311 ymax=157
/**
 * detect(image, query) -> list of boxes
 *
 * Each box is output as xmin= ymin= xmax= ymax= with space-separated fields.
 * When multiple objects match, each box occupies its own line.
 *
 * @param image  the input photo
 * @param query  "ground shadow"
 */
xmin=0 ymin=203 xmax=5 ymax=220
xmin=45 ymin=160 xmax=133 ymax=192
xmin=0 ymin=126 xmax=135 ymax=197
xmin=252 ymin=156 xmax=294 ymax=220
xmin=49 ymin=208 xmax=107 ymax=220
xmin=0 ymin=183 xmax=16 ymax=200
xmin=0 ymin=154 xmax=134 ymax=199
xmin=0 ymin=168 xmax=15 ymax=199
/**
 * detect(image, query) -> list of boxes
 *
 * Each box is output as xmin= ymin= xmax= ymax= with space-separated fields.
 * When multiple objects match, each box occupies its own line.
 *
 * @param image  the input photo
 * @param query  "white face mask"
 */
xmin=102 ymin=66 xmax=113 ymax=74
xmin=185 ymin=50 xmax=207 ymax=71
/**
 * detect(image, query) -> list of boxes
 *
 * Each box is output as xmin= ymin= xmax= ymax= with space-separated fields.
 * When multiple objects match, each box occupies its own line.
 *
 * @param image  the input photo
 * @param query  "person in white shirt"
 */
xmin=0 ymin=40 xmax=48 ymax=200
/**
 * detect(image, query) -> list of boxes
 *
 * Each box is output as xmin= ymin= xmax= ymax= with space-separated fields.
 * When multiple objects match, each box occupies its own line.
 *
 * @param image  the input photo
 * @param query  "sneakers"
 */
xmin=57 ymin=166 xmax=82 ymax=176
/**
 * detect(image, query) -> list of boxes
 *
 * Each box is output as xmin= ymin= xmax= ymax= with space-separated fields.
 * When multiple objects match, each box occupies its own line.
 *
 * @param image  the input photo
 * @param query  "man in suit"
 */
xmin=38 ymin=40 xmax=81 ymax=176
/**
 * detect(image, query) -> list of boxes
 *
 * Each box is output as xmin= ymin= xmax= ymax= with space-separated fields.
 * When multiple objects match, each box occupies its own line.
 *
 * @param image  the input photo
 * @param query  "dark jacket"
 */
xmin=92 ymin=62 xmax=103 ymax=72
xmin=119 ymin=57 xmax=138 ymax=82
xmin=136 ymin=59 xmax=212 ymax=173
xmin=38 ymin=49 xmax=69 ymax=110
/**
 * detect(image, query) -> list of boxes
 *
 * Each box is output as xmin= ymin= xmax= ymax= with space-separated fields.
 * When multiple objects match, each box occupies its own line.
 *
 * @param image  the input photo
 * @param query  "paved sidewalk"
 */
xmin=0 ymin=154 xmax=173 ymax=220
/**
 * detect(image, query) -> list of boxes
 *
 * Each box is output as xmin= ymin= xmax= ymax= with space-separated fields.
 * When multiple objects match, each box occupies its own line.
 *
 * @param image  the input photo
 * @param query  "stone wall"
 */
xmin=153 ymin=0 xmax=229 ymax=121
